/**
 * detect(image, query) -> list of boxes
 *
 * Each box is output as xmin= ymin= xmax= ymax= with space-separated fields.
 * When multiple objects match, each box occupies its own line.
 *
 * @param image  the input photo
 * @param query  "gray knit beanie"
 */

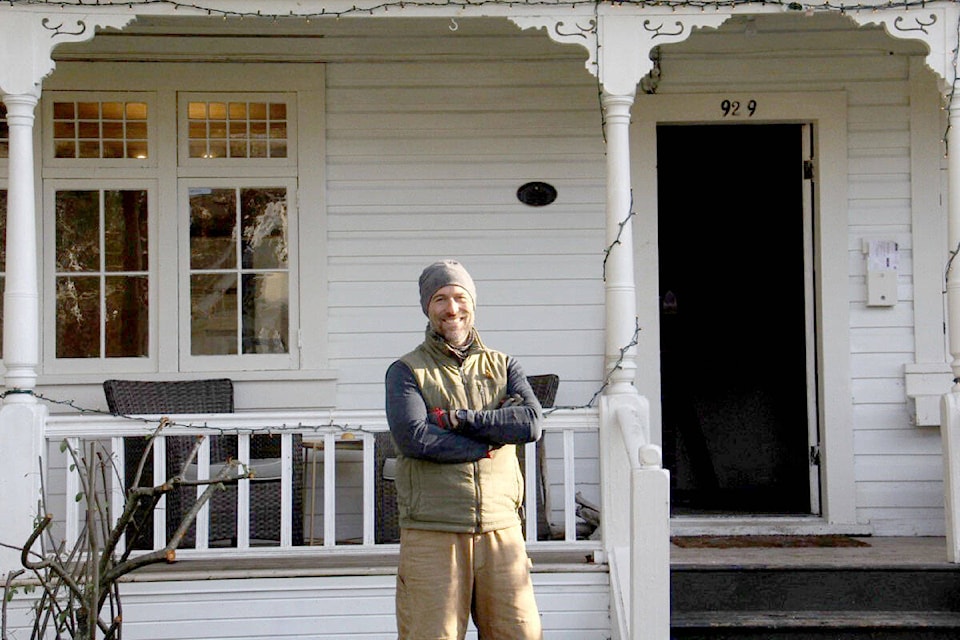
xmin=418 ymin=260 xmax=477 ymax=315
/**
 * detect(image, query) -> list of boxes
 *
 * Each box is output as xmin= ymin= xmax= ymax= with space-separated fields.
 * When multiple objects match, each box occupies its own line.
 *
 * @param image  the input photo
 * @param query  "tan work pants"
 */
xmin=396 ymin=526 xmax=543 ymax=640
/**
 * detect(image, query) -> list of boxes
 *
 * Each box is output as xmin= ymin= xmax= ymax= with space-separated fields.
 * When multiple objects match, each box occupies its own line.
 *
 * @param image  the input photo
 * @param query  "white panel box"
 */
xmin=863 ymin=239 xmax=899 ymax=307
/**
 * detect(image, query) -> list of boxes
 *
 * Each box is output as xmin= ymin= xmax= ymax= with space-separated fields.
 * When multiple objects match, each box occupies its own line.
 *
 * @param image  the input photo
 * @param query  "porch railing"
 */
xmin=43 ymin=409 xmax=601 ymax=558
xmin=601 ymin=393 xmax=670 ymax=640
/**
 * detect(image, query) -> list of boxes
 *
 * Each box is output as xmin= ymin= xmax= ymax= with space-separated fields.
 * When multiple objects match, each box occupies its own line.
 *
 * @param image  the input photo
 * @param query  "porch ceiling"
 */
xmin=51 ymin=12 xmax=931 ymax=67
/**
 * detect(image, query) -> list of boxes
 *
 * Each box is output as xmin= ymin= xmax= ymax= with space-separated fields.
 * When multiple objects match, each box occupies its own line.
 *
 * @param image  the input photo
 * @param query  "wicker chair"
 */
xmin=375 ymin=374 xmax=559 ymax=544
xmin=103 ymin=378 xmax=303 ymax=548
xmin=374 ymin=431 xmax=400 ymax=544
xmin=519 ymin=374 xmax=558 ymax=540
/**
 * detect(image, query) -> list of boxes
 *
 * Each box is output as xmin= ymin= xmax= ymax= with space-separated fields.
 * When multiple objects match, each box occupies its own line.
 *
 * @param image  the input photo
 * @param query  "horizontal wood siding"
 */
xmin=655 ymin=13 xmax=938 ymax=534
xmin=324 ymin=56 xmax=607 ymax=411
xmin=3 ymin=572 xmax=610 ymax=639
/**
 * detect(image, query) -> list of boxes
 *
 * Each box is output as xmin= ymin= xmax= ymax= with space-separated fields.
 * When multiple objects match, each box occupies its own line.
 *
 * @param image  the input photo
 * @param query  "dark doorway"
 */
xmin=657 ymin=123 xmax=814 ymax=515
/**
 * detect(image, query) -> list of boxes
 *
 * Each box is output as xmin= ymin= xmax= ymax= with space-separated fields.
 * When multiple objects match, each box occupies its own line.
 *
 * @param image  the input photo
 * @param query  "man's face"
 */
xmin=427 ymin=284 xmax=475 ymax=347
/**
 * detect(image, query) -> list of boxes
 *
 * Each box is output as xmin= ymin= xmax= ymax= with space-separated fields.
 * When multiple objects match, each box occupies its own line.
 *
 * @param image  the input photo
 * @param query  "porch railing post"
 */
xmin=941 ymin=392 xmax=960 ymax=562
xmin=600 ymin=393 xmax=669 ymax=640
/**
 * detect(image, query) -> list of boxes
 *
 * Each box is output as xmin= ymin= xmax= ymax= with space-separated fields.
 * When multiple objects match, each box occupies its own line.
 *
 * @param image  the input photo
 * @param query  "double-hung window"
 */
xmin=42 ymin=94 xmax=156 ymax=373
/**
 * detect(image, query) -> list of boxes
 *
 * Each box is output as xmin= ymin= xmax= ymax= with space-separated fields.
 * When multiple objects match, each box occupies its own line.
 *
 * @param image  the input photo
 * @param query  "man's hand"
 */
xmin=429 ymin=407 xmax=458 ymax=430
xmin=500 ymin=394 xmax=524 ymax=408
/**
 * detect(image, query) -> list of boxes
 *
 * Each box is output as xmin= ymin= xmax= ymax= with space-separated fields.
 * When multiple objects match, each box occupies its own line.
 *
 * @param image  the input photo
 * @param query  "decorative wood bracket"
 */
xmin=511 ymin=9 xmax=728 ymax=97
xmin=0 ymin=8 xmax=134 ymax=96
xmin=848 ymin=5 xmax=960 ymax=100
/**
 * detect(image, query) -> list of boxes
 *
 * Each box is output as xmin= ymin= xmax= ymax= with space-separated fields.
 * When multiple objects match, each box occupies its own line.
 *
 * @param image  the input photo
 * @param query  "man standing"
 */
xmin=385 ymin=259 xmax=544 ymax=640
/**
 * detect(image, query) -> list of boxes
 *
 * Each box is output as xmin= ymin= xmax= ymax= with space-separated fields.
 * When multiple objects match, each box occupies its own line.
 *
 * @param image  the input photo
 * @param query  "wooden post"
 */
xmin=942 ymin=99 xmax=960 ymax=563
xmin=0 ymin=92 xmax=45 ymax=572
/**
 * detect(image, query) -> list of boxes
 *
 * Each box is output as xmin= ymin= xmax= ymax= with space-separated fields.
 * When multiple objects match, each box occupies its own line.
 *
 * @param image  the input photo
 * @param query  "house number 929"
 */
xmin=720 ymin=99 xmax=757 ymax=117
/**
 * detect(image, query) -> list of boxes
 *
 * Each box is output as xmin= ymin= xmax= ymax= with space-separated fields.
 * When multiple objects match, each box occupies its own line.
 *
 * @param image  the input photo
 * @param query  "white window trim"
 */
xmin=177 ymin=177 xmax=300 ymax=373
xmin=38 ymin=63 xmax=330 ymax=394
xmin=42 ymin=179 xmax=159 ymax=375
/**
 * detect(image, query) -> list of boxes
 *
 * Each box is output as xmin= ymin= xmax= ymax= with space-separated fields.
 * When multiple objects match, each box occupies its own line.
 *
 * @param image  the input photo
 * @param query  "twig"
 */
xmin=2 ymin=569 xmax=25 ymax=640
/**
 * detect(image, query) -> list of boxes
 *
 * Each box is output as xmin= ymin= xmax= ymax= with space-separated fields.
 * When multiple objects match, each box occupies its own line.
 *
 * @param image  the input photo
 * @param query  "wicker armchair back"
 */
xmin=103 ymin=378 xmax=303 ymax=548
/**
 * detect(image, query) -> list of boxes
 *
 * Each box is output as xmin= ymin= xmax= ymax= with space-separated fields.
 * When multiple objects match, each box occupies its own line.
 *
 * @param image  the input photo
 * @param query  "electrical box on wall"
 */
xmin=862 ymin=239 xmax=899 ymax=307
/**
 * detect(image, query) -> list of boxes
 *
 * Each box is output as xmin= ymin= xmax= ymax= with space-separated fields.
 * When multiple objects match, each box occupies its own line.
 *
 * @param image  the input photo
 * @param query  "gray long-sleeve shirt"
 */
xmin=384 ymin=357 xmax=542 ymax=464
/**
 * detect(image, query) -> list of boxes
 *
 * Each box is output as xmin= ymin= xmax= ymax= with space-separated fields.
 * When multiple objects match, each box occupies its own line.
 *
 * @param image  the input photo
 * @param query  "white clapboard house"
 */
xmin=3 ymin=1 xmax=960 ymax=638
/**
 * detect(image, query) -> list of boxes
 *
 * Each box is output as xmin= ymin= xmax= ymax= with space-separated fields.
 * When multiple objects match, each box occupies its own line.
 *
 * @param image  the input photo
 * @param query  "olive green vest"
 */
xmin=396 ymin=329 xmax=523 ymax=533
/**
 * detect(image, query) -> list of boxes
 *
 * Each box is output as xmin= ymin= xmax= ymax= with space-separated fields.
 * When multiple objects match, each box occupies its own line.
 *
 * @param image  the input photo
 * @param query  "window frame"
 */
xmin=38 ymin=64 xmax=329 ymax=387
xmin=42 ymin=92 xmax=157 ymax=170
xmin=177 ymin=177 xmax=300 ymax=373
xmin=177 ymin=92 xmax=298 ymax=170
xmin=42 ymin=179 xmax=159 ymax=375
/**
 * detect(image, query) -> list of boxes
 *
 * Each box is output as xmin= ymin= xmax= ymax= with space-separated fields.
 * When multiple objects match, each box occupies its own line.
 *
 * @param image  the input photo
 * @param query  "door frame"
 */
xmin=630 ymin=91 xmax=858 ymax=532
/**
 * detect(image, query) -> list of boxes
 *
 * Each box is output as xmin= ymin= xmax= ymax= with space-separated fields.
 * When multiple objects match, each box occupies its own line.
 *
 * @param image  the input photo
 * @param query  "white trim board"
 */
xmin=629 ymin=91 xmax=856 ymax=529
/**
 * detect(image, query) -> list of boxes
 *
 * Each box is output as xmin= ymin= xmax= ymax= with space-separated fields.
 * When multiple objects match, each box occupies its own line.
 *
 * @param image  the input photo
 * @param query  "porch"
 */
xmin=116 ymin=536 xmax=960 ymax=639
xmin=9 ymin=525 xmax=955 ymax=639
xmin=1 ymin=405 xmax=628 ymax=638
xmin=24 ymin=405 xmax=960 ymax=640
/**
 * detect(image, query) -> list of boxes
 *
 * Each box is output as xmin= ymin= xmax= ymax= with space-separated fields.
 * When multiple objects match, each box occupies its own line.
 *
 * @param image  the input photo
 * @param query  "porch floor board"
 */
xmin=123 ymin=548 xmax=605 ymax=582
xmin=670 ymin=536 xmax=954 ymax=570
xmin=124 ymin=537 xmax=954 ymax=583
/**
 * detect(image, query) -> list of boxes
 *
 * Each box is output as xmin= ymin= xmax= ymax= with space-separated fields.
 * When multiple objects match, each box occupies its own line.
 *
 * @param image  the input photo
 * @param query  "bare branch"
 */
xmin=2 ymin=569 xmax=25 ymax=640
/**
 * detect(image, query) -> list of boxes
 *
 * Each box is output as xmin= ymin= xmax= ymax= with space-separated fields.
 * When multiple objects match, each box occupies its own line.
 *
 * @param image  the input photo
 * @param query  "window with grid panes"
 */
xmin=42 ymin=86 xmax=303 ymax=372
xmin=187 ymin=99 xmax=287 ymax=159
xmin=54 ymin=188 xmax=149 ymax=359
xmin=44 ymin=93 xmax=154 ymax=367
xmin=188 ymin=185 xmax=289 ymax=356
xmin=178 ymin=92 xmax=296 ymax=368
xmin=52 ymin=99 xmax=148 ymax=160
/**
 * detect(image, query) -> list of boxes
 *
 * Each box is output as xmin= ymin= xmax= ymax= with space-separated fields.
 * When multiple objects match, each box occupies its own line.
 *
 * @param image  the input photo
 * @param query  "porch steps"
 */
xmin=671 ymin=565 xmax=960 ymax=639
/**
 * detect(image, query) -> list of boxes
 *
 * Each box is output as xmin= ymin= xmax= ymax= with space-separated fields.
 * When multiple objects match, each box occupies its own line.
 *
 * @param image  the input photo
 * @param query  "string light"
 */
xmin=6 ymin=0 xmax=960 ymax=21
xmin=8 ymin=0 xmax=960 ymax=411
xmin=602 ymin=190 xmax=637 ymax=282
xmin=0 ymin=368 xmax=623 ymax=436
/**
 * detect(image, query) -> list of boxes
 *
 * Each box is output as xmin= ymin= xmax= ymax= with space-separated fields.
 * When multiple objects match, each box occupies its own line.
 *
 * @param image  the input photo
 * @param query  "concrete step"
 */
xmin=671 ymin=565 xmax=960 ymax=638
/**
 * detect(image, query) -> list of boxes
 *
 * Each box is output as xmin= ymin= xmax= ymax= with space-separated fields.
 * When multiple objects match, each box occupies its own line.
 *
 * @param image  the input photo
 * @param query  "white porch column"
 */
xmin=941 ymin=101 xmax=960 ymax=562
xmin=0 ymin=7 xmax=134 ymax=572
xmin=602 ymin=90 xmax=640 ymax=393
xmin=948 ymin=104 xmax=960 ymax=384
xmin=3 ymin=92 xmax=41 ymax=395
xmin=0 ymin=90 xmax=46 ymax=572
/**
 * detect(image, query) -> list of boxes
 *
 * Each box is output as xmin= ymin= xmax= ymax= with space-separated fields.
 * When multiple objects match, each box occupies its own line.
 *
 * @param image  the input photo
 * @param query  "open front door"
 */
xmin=657 ymin=123 xmax=817 ymax=515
